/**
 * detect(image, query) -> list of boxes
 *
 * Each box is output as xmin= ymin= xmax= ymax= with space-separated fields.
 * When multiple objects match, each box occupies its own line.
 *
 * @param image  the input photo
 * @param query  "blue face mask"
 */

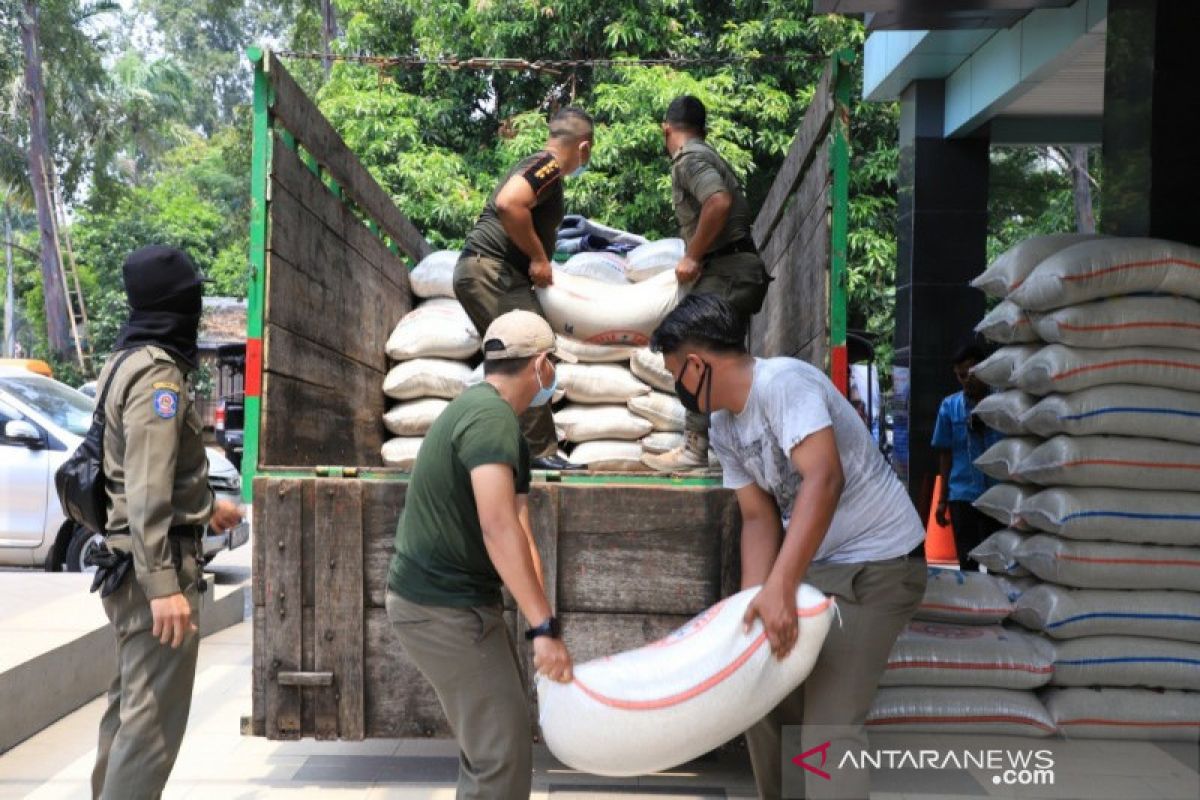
xmin=529 ymin=358 xmax=557 ymax=407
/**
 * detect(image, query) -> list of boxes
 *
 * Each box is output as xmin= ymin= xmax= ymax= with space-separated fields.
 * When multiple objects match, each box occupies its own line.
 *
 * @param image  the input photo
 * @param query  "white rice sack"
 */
xmin=881 ymin=621 xmax=1054 ymax=690
xmin=556 ymin=251 xmax=629 ymax=285
xmin=408 ymin=250 xmax=459 ymax=299
xmin=1020 ymin=486 xmax=1200 ymax=546
xmin=538 ymin=584 xmax=834 ymax=776
xmin=974 ymin=437 xmax=1041 ymax=483
xmin=1014 ymin=533 xmax=1200 ymax=592
xmin=555 ymin=404 xmax=654 ymax=443
xmin=625 ymin=238 xmax=685 ymax=282
xmin=1015 ymin=344 xmax=1200 ymax=395
xmin=971 ymin=390 xmax=1037 ymax=436
xmin=628 ymin=392 xmax=686 ymax=432
xmin=385 ymin=298 xmax=481 ymax=361
xmin=641 ymin=431 xmax=685 ymax=454
xmin=1012 ymin=584 xmax=1200 ymax=642
xmin=1015 ymin=434 xmax=1200 ymax=492
xmin=557 ymin=336 xmax=637 ymax=364
xmin=381 ymin=437 xmax=423 ymax=469
xmin=1032 ymin=295 xmax=1200 ymax=350
xmin=975 ymin=300 xmax=1039 ymax=344
xmin=1050 ymin=636 xmax=1200 ymax=690
xmin=630 ymin=348 xmax=676 ymax=393
xmin=537 ymin=270 xmax=686 ymax=346
xmin=969 ymin=529 xmax=1031 ymax=576
xmin=971 ymin=345 xmax=1040 ymax=389
xmin=915 ymin=568 xmax=1015 ymax=625
xmin=568 ymin=441 xmax=647 ymax=472
xmin=1009 ymin=237 xmax=1200 ymax=311
xmin=559 ymin=363 xmax=651 ymax=404
xmin=382 ymin=358 xmax=473 ymax=401
xmin=1041 ymin=687 xmax=1200 ymax=741
xmin=383 ymin=398 xmax=449 ymax=437
xmin=971 ymin=233 xmax=1102 ymax=300
xmin=867 ymin=687 xmax=1054 ymax=737
xmin=996 ymin=575 xmax=1039 ymax=603
xmin=973 ymin=483 xmax=1037 ymax=529
xmin=1020 ymin=385 xmax=1200 ymax=444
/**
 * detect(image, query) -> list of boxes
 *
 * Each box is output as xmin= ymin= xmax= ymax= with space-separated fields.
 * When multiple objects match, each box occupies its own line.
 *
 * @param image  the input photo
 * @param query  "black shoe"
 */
xmin=532 ymin=455 xmax=586 ymax=471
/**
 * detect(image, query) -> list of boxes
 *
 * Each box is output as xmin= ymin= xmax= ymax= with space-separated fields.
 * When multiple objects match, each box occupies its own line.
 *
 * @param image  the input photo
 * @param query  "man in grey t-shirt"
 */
xmin=650 ymin=295 xmax=927 ymax=800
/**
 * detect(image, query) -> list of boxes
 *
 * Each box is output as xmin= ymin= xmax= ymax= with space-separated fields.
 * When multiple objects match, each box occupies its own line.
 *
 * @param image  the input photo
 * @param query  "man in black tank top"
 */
xmin=454 ymin=107 xmax=594 ymax=470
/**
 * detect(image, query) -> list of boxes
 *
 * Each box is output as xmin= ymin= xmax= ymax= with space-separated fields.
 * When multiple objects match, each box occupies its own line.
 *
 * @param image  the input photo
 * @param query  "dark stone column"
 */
xmin=1102 ymin=0 xmax=1200 ymax=245
xmin=892 ymin=80 xmax=990 ymax=517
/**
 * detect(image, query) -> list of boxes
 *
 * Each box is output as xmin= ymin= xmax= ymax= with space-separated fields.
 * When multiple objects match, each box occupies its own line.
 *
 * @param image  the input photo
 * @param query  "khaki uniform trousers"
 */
xmin=453 ymin=253 xmax=558 ymax=458
xmin=745 ymin=554 xmax=927 ymax=800
xmin=386 ymin=590 xmax=532 ymax=799
xmin=685 ymin=251 xmax=771 ymax=435
xmin=91 ymin=536 xmax=202 ymax=800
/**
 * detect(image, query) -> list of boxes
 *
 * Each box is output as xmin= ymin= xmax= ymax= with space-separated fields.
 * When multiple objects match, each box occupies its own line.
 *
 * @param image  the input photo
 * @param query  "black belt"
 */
xmin=707 ymin=237 xmax=758 ymax=259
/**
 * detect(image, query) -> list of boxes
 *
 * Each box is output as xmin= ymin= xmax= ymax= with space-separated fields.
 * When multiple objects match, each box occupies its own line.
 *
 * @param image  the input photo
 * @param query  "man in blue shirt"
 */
xmin=931 ymin=343 xmax=1005 ymax=570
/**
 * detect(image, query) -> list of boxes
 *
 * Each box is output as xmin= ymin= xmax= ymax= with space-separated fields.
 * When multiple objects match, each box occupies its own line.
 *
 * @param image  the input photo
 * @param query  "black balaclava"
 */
xmin=113 ymin=245 xmax=207 ymax=368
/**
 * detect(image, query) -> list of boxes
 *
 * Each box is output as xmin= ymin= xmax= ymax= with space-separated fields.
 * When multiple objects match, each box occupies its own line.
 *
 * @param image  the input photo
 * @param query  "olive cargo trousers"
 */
xmin=91 ymin=537 xmax=202 ymax=800
xmin=453 ymin=252 xmax=559 ymax=458
xmin=386 ymin=590 xmax=532 ymax=799
xmin=745 ymin=554 xmax=927 ymax=800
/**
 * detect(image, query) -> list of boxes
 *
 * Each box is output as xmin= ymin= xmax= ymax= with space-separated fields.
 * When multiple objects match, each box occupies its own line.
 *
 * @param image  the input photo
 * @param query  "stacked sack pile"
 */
xmin=380 ymin=238 xmax=695 ymax=472
xmin=964 ymin=234 xmax=1200 ymax=742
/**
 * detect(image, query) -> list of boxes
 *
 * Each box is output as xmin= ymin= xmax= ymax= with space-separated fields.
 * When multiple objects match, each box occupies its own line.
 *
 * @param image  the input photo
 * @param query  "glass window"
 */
xmin=0 ymin=375 xmax=94 ymax=436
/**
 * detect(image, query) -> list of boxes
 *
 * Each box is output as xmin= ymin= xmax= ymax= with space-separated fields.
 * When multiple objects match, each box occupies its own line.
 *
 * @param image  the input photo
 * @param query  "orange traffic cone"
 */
xmin=924 ymin=475 xmax=960 ymax=568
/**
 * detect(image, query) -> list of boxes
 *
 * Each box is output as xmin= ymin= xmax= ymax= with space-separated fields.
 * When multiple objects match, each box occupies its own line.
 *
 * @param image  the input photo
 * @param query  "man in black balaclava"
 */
xmin=90 ymin=245 xmax=244 ymax=799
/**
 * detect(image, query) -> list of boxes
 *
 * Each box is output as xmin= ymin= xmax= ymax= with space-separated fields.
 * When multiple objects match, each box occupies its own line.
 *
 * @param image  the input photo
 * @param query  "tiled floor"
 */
xmin=0 ymin=558 xmax=1196 ymax=799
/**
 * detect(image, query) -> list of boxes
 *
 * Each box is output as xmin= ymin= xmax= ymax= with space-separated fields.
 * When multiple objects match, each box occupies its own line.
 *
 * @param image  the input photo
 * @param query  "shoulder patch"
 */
xmin=152 ymin=380 xmax=181 ymax=393
xmin=520 ymin=152 xmax=562 ymax=196
xmin=153 ymin=388 xmax=179 ymax=419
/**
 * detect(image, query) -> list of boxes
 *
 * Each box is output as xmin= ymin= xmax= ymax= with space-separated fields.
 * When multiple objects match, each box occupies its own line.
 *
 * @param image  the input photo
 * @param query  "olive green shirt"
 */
xmin=100 ymin=345 xmax=213 ymax=599
xmin=388 ymin=383 xmax=532 ymax=608
xmin=463 ymin=150 xmax=565 ymax=271
xmin=671 ymin=138 xmax=753 ymax=252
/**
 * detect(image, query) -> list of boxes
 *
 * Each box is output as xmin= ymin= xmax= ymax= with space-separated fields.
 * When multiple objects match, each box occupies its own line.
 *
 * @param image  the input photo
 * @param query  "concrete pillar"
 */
xmin=892 ymin=80 xmax=990 ymax=516
xmin=1102 ymin=0 xmax=1200 ymax=245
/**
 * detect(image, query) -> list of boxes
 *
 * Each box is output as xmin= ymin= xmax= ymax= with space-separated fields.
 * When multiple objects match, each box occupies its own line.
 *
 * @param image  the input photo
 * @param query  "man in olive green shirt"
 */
xmin=453 ymin=107 xmax=594 ymax=471
xmin=387 ymin=310 xmax=576 ymax=799
xmin=644 ymin=95 xmax=772 ymax=474
xmin=91 ymin=246 xmax=243 ymax=799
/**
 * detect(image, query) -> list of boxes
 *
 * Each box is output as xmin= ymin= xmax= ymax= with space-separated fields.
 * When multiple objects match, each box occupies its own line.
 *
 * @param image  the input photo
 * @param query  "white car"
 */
xmin=0 ymin=366 xmax=247 ymax=570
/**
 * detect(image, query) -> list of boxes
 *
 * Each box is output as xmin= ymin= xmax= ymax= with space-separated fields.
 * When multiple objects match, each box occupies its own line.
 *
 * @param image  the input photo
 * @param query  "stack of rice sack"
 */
xmin=967 ymin=234 xmax=1200 ymax=742
xmin=866 ymin=567 xmax=1058 ymax=738
xmin=379 ymin=242 xmax=691 ymax=472
xmin=380 ymin=251 xmax=478 ymax=469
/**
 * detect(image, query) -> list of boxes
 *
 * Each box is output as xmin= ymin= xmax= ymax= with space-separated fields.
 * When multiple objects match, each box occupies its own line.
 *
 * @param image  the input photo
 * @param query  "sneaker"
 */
xmin=641 ymin=431 xmax=711 ymax=474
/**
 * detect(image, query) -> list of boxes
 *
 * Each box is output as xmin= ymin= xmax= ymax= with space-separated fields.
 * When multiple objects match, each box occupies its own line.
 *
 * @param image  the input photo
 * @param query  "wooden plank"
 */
xmin=268 ymin=158 xmax=400 ymax=371
xmin=252 ymin=605 xmax=266 ymax=735
xmin=271 ymin=139 xmax=412 ymax=298
xmin=363 ymin=480 xmax=406 ymax=608
xmin=557 ymin=486 xmax=727 ymax=615
xmin=278 ymin=671 xmax=334 ymax=687
xmin=260 ymin=477 xmax=304 ymax=739
xmin=560 ymin=612 xmax=692 ymax=665
xmin=260 ymin=321 xmax=388 ymax=467
xmin=314 ymin=481 xmax=366 ymax=739
xmin=362 ymin=608 xmax=452 ymax=737
xmin=752 ymin=63 xmax=836 ymax=247
xmin=759 ymin=146 xmax=831 ymax=275
xmin=252 ymin=500 xmax=266 ymax=607
xmin=515 ymin=486 xmax=559 ymax=719
xmin=265 ymin=51 xmax=432 ymax=262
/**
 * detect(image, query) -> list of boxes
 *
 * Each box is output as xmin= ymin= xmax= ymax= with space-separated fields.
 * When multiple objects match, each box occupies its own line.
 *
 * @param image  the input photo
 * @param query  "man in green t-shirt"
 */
xmin=643 ymin=95 xmax=771 ymax=475
xmin=387 ymin=310 xmax=576 ymax=799
xmin=453 ymin=107 xmax=594 ymax=471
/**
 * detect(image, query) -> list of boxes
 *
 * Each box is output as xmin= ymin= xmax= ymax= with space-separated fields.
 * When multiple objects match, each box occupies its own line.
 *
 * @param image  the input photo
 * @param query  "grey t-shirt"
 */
xmin=710 ymin=358 xmax=925 ymax=564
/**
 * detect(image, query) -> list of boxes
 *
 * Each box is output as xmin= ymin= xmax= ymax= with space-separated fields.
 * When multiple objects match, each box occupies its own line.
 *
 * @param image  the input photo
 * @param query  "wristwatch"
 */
xmin=525 ymin=616 xmax=561 ymax=641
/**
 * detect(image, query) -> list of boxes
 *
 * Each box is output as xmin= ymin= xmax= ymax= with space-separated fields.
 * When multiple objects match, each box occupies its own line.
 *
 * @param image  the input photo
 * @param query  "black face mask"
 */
xmin=675 ymin=358 xmax=712 ymax=415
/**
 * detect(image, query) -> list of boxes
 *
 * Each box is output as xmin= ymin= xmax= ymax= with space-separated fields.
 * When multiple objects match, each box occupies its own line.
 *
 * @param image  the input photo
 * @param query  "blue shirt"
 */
xmin=931 ymin=391 xmax=1005 ymax=502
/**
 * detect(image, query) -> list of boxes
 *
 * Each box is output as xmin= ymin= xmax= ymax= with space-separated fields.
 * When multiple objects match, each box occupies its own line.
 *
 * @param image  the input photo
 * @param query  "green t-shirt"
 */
xmin=462 ymin=150 xmax=565 ymax=271
xmin=388 ymin=383 xmax=532 ymax=608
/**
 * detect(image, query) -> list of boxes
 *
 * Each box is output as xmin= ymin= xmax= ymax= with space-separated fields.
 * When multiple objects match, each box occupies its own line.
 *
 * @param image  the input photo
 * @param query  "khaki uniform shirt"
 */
xmin=671 ymin=138 xmax=753 ymax=252
xmin=100 ymin=346 xmax=213 ymax=599
xmin=463 ymin=150 xmax=565 ymax=272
